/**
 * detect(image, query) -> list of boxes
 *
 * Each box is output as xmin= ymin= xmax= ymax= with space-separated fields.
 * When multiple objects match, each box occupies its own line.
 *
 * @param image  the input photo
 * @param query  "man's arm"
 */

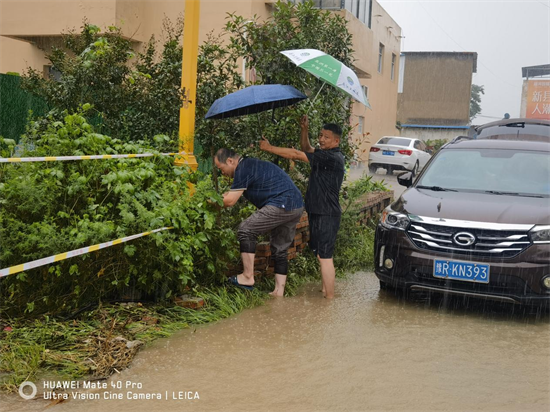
xmin=300 ymin=115 xmax=315 ymax=154
xmin=259 ymin=137 xmax=309 ymax=163
xmin=222 ymin=190 xmax=244 ymax=208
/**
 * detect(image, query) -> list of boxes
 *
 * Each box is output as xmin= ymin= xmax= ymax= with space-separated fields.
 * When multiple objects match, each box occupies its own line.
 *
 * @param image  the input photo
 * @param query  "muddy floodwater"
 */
xmin=5 ymin=272 xmax=550 ymax=412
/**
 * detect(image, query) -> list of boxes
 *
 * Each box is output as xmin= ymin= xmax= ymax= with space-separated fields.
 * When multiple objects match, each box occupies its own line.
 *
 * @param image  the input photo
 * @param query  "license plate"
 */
xmin=433 ymin=259 xmax=490 ymax=283
xmin=382 ymin=150 xmax=394 ymax=156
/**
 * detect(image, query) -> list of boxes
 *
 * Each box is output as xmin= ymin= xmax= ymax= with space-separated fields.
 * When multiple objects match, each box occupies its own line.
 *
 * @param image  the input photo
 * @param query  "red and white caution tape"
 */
xmin=0 ymin=227 xmax=174 ymax=278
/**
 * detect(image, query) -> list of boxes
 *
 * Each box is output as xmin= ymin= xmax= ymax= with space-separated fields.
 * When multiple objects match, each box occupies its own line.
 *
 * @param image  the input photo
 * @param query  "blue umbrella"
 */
xmin=204 ymin=84 xmax=307 ymax=119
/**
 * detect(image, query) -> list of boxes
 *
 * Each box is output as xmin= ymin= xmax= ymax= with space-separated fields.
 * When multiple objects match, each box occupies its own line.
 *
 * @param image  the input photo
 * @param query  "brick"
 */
xmin=256 ymin=242 xmax=270 ymax=251
xmin=175 ymin=295 xmax=205 ymax=309
xmin=254 ymin=257 xmax=267 ymax=266
xmin=287 ymin=247 xmax=296 ymax=254
xmin=287 ymin=252 xmax=296 ymax=260
xmin=256 ymin=250 xmax=270 ymax=258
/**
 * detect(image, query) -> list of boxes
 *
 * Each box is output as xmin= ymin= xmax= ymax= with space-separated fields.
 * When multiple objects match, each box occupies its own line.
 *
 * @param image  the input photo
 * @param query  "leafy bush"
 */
xmin=195 ymin=0 xmax=356 ymax=178
xmin=21 ymin=21 xmax=184 ymax=142
xmin=0 ymin=109 xmax=238 ymax=316
xmin=425 ymin=138 xmax=448 ymax=153
xmin=334 ymin=176 xmax=388 ymax=273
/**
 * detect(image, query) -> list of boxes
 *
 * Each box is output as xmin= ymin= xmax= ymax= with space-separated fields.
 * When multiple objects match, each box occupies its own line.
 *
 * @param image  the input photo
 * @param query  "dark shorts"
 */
xmin=308 ymin=213 xmax=341 ymax=259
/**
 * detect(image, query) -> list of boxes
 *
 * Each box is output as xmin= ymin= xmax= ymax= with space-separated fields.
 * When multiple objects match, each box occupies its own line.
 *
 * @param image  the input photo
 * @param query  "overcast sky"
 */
xmin=378 ymin=0 xmax=550 ymax=122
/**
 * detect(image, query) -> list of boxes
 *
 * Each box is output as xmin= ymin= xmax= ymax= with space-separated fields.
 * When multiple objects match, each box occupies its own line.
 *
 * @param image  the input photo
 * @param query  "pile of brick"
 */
xmin=355 ymin=190 xmax=393 ymax=225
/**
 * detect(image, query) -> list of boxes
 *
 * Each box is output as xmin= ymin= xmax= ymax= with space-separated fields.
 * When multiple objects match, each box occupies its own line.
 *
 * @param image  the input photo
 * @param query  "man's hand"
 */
xmin=259 ymin=136 xmax=271 ymax=152
xmin=300 ymin=115 xmax=309 ymax=130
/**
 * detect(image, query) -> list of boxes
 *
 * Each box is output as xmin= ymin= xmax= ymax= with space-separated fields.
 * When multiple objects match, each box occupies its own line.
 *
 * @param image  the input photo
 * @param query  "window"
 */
xmin=44 ymin=65 xmax=62 ymax=81
xmin=358 ymin=116 xmax=364 ymax=134
xmin=414 ymin=140 xmax=426 ymax=151
xmin=361 ymin=85 xmax=369 ymax=100
xmin=391 ymin=53 xmax=396 ymax=81
xmin=378 ymin=43 xmax=384 ymax=73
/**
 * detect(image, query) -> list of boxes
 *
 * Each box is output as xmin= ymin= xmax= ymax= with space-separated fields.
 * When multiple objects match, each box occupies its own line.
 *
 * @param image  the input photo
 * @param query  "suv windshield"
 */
xmin=377 ymin=137 xmax=411 ymax=146
xmin=417 ymin=149 xmax=550 ymax=197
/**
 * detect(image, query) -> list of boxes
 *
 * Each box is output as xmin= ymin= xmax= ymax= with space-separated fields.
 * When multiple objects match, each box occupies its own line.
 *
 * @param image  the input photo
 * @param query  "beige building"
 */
xmin=0 ymin=0 xmax=400 ymax=161
xmin=397 ymin=51 xmax=477 ymax=142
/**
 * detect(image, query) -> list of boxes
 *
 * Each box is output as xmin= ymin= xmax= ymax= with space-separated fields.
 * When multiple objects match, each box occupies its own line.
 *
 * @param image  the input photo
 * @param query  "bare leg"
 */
xmin=269 ymin=274 xmax=287 ymax=297
xmin=237 ymin=252 xmax=255 ymax=286
xmin=317 ymin=256 xmax=326 ymax=294
xmin=319 ymin=258 xmax=335 ymax=299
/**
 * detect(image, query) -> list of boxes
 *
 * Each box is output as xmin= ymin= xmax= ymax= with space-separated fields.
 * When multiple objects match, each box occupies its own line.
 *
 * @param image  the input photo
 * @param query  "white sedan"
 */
xmin=368 ymin=136 xmax=432 ymax=175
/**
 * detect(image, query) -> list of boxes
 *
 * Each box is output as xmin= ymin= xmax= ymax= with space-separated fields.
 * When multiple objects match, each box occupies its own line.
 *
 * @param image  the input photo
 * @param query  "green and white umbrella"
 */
xmin=281 ymin=48 xmax=371 ymax=109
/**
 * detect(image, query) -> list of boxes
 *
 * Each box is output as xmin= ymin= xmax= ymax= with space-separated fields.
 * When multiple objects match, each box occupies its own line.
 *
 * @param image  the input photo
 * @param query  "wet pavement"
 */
xmin=5 ymin=271 xmax=549 ymax=412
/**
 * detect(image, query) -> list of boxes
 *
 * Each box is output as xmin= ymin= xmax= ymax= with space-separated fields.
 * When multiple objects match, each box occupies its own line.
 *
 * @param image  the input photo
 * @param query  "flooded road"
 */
xmin=6 ymin=272 xmax=550 ymax=412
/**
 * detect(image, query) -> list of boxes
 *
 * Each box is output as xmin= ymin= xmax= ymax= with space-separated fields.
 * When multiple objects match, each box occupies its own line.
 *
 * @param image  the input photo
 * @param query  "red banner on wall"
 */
xmin=526 ymin=80 xmax=550 ymax=120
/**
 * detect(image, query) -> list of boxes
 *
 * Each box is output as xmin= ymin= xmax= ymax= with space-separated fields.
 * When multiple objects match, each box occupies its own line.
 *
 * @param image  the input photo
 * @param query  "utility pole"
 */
xmin=176 ymin=0 xmax=200 ymax=171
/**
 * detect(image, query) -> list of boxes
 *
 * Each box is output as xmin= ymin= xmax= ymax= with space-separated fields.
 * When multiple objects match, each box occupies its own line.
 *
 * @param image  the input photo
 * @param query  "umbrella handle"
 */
xmin=306 ymin=82 xmax=326 ymax=115
xmin=257 ymin=112 xmax=264 ymax=137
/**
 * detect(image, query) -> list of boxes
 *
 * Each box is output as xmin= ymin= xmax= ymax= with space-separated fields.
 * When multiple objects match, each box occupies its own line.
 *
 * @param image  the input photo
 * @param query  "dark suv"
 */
xmin=374 ymin=118 xmax=550 ymax=306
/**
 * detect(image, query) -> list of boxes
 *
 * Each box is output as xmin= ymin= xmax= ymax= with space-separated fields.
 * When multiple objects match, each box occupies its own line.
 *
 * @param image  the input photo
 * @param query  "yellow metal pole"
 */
xmin=176 ymin=0 xmax=200 ymax=171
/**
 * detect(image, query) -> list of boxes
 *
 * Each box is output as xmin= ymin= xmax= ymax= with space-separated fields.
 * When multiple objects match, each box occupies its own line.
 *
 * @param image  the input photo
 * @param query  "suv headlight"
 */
xmin=529 ymin=225 xmax=550 ymax=243
xmin=380 ymin=206 xmax=410 ymax=231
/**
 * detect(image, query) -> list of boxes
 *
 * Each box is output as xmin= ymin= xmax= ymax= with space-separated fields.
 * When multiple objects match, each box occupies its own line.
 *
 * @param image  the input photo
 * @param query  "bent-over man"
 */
xmin=215 ymin=148 xmax=304 ymax=297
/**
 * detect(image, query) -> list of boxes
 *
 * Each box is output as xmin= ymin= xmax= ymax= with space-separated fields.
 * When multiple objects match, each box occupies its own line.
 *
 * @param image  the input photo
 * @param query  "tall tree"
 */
xmin=469 ymin=84 xmax=485 ymax=122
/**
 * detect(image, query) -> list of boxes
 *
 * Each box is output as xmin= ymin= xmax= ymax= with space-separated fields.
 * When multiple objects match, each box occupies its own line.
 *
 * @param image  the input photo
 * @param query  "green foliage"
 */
xmin=0 ymin=74 xmax=49 ymax=142
xmin=0 ymin=109 xmax=238 ymax=316
xmin=195 ymin=0 xmax=356 ymax=181
xmin=470 ymin=84 xmax=484 ymax=121
xmin=335 ymin=176 xmax=388 ymax=273
xmin=20 ymin=20 xmax=184 ymax=142
xmin=424 ymin=138 xmax=448 ymax=153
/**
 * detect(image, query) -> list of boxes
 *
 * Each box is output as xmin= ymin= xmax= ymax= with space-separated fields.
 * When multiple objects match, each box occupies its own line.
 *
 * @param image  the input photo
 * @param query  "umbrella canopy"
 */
xmin=205 ymin=84 xmax=307 ymax=120
xmin=280 ymin=49 xmax=371 ymax=109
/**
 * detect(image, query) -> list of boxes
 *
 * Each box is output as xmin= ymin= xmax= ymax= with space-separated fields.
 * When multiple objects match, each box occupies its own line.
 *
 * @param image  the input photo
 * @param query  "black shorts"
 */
xmin=308 ymin=213 xmax=341 ymax=259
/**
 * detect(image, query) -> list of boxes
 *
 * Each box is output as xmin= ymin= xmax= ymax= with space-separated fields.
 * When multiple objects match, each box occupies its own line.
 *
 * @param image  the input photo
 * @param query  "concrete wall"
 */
xmin=400 ymin=127 xmax=469 ymax=143
xmin=340 ymin=1 xmax=401 ymax=163
xmin=0 ymin=36 xmax=49 ymax=75
xmin=397 ymin=52 xmax=476 ymax=127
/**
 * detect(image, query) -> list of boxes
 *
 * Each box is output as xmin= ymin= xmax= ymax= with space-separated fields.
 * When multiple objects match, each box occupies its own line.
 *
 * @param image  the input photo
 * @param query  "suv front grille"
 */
xmin=406 ymin=220 xmax=532 ymax=258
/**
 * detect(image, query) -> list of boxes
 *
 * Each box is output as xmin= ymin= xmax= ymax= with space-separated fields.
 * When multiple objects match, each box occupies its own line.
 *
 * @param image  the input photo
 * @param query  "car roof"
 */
xmin=475 ymin=118 xmax=550 ymax=132
xmin=443 ymin=138 xmax=550 ymax=152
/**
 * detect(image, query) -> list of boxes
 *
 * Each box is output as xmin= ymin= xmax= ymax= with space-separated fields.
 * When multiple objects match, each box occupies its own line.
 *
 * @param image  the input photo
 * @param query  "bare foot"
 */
xmin=236 ymin=273 xmax=254 ymax=287
xmin=269 ymin=287 xmax=284 ymax=297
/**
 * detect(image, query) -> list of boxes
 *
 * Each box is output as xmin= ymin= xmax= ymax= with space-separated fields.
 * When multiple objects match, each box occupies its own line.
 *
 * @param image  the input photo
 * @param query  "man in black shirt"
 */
xmin=260 ymin=115 xmax=345 ymax=299
xmin=215 ymin=149 xmax=304 ymax=297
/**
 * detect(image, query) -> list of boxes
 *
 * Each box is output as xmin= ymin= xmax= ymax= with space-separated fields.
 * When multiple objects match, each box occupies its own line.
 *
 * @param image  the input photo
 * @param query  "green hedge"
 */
xmin=0 ymin=73 xmax=49 ymax=142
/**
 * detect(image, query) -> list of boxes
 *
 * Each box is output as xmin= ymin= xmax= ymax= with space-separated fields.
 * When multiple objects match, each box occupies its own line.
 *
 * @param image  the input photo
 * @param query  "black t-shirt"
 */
xmin=305 ymin=148 xmax=345 ymax=216
xmin=231 ymin=157 xmax=304 ymax=210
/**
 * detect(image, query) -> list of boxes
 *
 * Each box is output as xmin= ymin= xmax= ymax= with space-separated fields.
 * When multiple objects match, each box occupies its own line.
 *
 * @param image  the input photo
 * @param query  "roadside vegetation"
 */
xmin=0 ymin=1 xmax=387 ymax=391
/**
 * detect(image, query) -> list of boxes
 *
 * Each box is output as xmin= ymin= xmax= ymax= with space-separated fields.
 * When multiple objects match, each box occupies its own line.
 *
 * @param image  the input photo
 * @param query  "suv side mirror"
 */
xmin=397 ymin=171 xmax=413 ymax=187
